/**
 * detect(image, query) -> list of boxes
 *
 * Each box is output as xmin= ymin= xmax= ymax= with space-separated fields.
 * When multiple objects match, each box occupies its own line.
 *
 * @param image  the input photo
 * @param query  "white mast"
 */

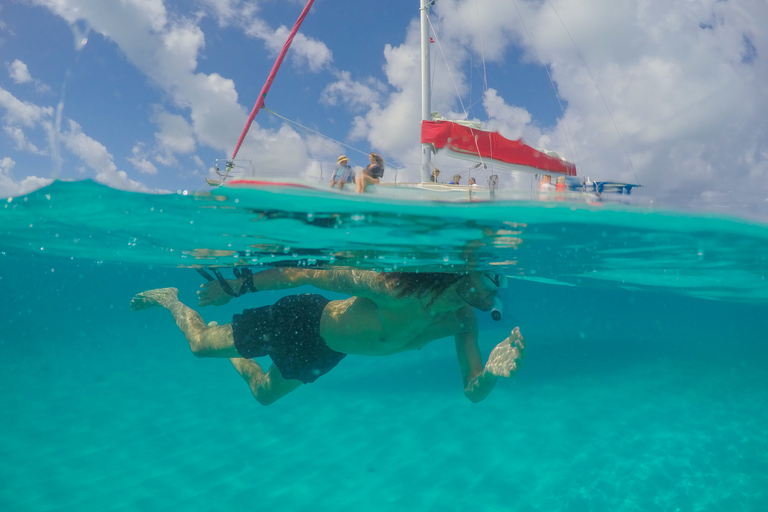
xmin=420 ymin=0 xmax=433 ymax=183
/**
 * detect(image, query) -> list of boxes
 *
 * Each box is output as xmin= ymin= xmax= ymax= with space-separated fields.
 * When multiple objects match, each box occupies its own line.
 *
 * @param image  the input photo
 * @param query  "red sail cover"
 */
xmin=421 ymin=120 xmax=577 ymax=176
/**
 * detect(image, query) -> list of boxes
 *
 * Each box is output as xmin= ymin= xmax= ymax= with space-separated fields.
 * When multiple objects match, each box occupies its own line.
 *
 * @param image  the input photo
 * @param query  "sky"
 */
xmin=1 ymin=0 xmax=767 ymax=219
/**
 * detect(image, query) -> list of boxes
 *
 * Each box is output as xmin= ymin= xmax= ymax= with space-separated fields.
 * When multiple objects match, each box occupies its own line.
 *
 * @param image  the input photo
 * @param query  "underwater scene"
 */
xmin=2 ymin=180 xmax=768 ymax=511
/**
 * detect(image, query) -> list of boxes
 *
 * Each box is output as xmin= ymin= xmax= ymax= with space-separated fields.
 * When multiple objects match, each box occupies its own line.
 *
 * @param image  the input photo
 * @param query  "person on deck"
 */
xmin=469 ymin=177 xmax=477 ymax=186
xmin=330 ymin=155 xmax=355 ymax=190
xmin=538 ymin=174 xmax=555 ymax=191
xmin=357 ymin=152 xmax=385 ymax=193
xmin=430 ymin=168 xmax=441 ymax=182
xmin=450 ymin=174 xmax=462 ymax=185
xmin=130 ymin=269 xmax=524 ymax=406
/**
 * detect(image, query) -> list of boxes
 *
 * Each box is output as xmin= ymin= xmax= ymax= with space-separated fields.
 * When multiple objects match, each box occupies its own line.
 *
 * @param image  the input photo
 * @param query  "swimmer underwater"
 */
xmin=130 ymin=268 xmax=524 ymax=405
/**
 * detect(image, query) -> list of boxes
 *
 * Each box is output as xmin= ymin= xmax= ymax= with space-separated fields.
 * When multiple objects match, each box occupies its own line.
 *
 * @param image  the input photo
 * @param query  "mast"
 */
xmin=230 ymin=0 xmax=316 ymax=162
xmin=420 ymin=0 xmax=433 ymax=183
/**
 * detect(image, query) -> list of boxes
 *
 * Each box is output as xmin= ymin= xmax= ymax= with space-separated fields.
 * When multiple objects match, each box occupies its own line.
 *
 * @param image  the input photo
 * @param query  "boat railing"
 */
xmin=206 ymin=159 xmax=256 ymax=186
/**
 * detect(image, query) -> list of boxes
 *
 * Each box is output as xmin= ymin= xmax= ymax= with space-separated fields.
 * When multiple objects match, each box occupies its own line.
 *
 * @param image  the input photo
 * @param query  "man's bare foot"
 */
xmin=130 ymin=287 xmax=179 ymax=311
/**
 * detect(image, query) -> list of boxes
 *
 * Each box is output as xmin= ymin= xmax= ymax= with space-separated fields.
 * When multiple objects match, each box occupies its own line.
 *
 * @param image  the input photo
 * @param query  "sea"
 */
xmin=1 ymin=179 xmax=767 ymax=511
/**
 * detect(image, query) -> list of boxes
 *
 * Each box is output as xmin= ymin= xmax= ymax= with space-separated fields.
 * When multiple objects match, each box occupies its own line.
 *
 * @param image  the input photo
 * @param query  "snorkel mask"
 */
xmin=456 ymin=273 xmax=508 ymax=321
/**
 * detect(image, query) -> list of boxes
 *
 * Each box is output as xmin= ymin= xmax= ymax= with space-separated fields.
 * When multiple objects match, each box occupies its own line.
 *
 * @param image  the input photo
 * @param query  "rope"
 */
xmin=427 ymin=15 xmax=468 ymax=116
xmin=261 ymin=106 xmax=409 ymax=172
xmin=545 ymin=0 xmax=640 ymax=185
xmin=511 ymin=0 xmax=580 ymax=172
xmin=473 ymin=0 xmax=489 ymax=93
xmin=426 ymin=11 xmax=489 ymax=169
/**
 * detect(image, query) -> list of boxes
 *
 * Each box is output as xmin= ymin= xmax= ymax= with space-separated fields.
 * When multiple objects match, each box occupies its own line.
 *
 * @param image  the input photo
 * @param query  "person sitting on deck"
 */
xmin=130 ymin=268 xmax=524 ymax=406
xmin=538 ymin=174 xmax=555 ymax=191
xmin=430 ymin=168 xmax=441 ymax=182
xmin=357 ymin=152 xmax=385 ymax=193
xmin=450 ymin=174 xmax=462 ymax=185
xmin=469 ymin=177 xmax=477 ymax=186
xmin=330 ymin=155 xmax=355 ymax=190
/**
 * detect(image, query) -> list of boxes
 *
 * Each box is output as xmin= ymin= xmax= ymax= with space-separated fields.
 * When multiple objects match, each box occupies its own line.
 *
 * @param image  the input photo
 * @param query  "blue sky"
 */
xmin=1 ymin=0 xmax=767 ymax=218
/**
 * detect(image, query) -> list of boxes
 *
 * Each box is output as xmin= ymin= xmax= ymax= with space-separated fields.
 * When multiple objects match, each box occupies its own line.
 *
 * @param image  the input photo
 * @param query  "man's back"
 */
xmin=319 ymin=294 xmax=475 ymax=356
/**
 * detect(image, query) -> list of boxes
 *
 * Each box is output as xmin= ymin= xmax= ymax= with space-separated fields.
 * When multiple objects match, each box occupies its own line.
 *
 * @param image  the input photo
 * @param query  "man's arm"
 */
xmin=453 ymin=306 xmax=497 ymax=403
xmin=198 ymin=268 xmax=387 ymax=307
xmin=453 ymin=307 xmax=525 ymax=403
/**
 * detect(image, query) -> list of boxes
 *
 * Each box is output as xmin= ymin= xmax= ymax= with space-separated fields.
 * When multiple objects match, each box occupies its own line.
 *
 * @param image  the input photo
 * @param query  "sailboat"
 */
xmin=207 ymin=0 xmax=637 ymax=202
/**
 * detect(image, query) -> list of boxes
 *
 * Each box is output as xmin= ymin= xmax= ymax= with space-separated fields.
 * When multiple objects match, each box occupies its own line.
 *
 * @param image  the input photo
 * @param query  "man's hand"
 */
xmin=197 ymin=279 xmax=236 ymax=307
xmin=485 ymin=327 xmax=525 ymax=378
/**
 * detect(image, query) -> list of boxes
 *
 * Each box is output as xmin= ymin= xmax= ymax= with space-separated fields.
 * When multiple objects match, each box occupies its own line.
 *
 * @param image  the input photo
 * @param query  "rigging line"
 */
xmin=511 ymin=0 xmax=580 ymax=173
xmin=470 ymin=0 xmax=492 ymax=169
xmin=426 ymin=11 xmax=490 ymax=170
xmin=469 ymin=52 xmax=473 ymax=118
xmin=473 ymin=0 xmax=489 ymax=93
xmin=426 ymin=13 xmax=492 ymax=170
xmin=427 ymin=6 xmax=490 ymax=170
xmin=263 ymin=106 xmax=366 ymax=157
xmin=427 ymin=15 xmax=468 ymax=116
xmin=261 ymin=106 xmax=407 ymax=171
xmin=545 ymin=0 xmax=640 ymax=184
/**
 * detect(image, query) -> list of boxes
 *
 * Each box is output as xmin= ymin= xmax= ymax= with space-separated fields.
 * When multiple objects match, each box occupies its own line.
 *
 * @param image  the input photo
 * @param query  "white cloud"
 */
xmin=60 ymin=119 xmax=153 ymax=192
xmin=236 ymin=123 xmax=309 ymax=177
xmin=196 ymin=0 xmax=248 ymax=26
xmin=6 ymin=59 xmax=52 ymax=93
xmin=511 ymin=0 xmax=768 ymax=210
xmin=0 ymin=86 xmax=54 ymax=127
xmin=0 ymin=85 xmax=162 ymax=192
xmin=243 ymin=17 xmax=333 ymax=73
xmin=483 ymin=89 xmax=535 ymax=142
xmin=3 ymin=125 xmax=46 ymax=154
xmin=152 ymin=108 xmax=196 ymax=155
xmin=0 ymin=156 xmax=53 ymax=197
xmin=28 ymin=0 xmax=246 ymax=157
xmin=320 ymin=71 xmax=387 ymax=110
xmin=24 ymin=0 xmax=330 ymax=184
xmin=0 ymin=156 xmax=14 ymax=174
xmin=128 ymin=143 xmax=158 ymax=175
xmin=8 ymin=59 xmax=31 ymax=83
xmin=273 ymin=27 xmax=333 ymax=73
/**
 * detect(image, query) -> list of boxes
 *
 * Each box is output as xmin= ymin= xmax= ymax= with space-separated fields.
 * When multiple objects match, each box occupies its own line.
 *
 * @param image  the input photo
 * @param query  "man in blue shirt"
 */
xmin=330 ymin=155 xmax=355 ymax=189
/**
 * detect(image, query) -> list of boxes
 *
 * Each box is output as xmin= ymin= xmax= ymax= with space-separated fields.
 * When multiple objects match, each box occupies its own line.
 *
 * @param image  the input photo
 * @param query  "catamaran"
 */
xmin=206 ymin=0 xmax=638 ymax=202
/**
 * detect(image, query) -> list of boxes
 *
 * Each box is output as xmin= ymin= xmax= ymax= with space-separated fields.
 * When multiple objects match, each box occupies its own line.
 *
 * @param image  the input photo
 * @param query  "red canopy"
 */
xmin=421 ymin=120 xmax=576 ymax=176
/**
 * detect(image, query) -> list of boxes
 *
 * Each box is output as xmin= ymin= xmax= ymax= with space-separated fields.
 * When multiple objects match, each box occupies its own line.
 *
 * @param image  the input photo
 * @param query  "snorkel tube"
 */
xmin=490 ymin=294 xmax=503 ymax=321
xmin=456 ymin=273 xmax=506 ymax=321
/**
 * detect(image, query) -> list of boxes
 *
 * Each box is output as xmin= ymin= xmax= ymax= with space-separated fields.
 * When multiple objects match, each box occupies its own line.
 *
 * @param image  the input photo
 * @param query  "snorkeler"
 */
xmin=130 ymin=269 xmax=524 ymax=405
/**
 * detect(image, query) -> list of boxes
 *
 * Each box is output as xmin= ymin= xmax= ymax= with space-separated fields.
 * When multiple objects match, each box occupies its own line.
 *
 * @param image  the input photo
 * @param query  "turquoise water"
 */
xmin=2 ymin=180 xmax=768 ymax=511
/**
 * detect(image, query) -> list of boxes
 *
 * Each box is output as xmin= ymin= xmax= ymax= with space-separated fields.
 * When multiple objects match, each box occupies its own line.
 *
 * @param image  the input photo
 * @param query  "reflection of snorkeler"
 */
xmin=130 ymin=269 xmax=524 ymax=405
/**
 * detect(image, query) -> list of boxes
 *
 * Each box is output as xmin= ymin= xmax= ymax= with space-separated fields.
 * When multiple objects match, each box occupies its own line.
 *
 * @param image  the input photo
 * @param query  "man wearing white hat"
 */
xmin=330 ymin=155 xmax=355 ymax=190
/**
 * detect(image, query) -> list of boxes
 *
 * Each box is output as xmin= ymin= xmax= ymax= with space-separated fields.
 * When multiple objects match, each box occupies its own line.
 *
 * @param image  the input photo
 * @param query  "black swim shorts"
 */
xmin=231 ymin=294 xmax=346 ymax=384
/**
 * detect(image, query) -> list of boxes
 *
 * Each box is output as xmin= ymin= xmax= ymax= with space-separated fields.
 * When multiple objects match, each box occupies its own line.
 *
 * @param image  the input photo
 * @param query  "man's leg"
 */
xmin=130 ymin=287 xmax=240 ymax=358
xmin=230 ymin=359 xmax=303 ymax=405
xmin=132 ymin=288 xmax=302 ymax=405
